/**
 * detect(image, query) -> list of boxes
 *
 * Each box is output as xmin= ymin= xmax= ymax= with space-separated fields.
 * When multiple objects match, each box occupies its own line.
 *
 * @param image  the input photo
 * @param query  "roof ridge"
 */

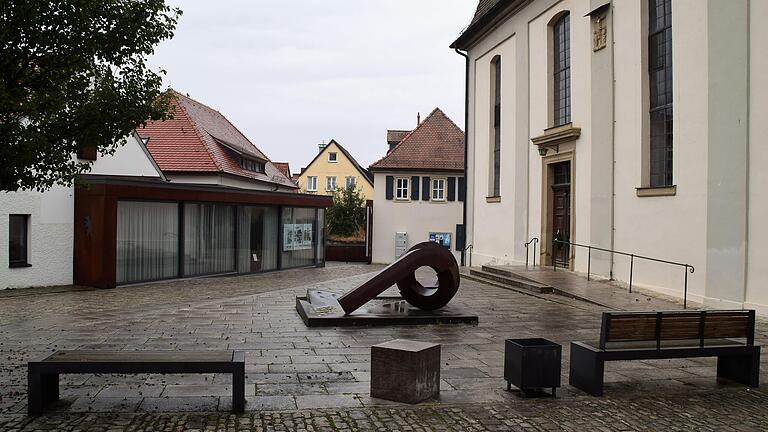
xmin=169 ymin=94 xmax=223 ymax=172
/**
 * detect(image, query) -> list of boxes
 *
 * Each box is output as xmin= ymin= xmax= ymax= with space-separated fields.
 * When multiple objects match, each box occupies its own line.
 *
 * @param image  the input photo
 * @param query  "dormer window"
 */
xmin=328 ymin=152 xmax=338 ymax=163
xmin=241 ymin=157 xmax=265 ymax=173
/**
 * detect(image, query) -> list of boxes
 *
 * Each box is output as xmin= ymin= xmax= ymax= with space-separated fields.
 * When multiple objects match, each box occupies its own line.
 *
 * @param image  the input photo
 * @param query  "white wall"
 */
xmin=746 ymin=0 xmax=768 ymax=315
xmin=88 ymin=133 xmax=163 ymax=178
xmin=371 ymin=172 xmax=463 ymax=264
xmin=0 ymin=186 xmax=74 ymax=289
xmin=462 ymin=0 xmax=765 ymax=310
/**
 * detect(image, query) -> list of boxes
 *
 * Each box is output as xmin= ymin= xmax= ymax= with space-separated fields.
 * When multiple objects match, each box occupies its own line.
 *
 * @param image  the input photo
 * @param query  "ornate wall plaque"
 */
xmin=593 ymin=15 xmax=607 ymax=51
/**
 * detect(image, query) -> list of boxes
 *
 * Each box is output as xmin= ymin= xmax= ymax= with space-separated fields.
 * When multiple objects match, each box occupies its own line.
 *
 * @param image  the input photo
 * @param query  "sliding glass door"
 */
xmin=237 ymin=206 xmax=279 ymax=273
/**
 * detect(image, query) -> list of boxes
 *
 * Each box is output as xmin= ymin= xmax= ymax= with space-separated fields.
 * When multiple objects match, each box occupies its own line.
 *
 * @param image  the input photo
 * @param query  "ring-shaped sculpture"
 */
xmin=337 ymin=241 xmax=460 ymax=315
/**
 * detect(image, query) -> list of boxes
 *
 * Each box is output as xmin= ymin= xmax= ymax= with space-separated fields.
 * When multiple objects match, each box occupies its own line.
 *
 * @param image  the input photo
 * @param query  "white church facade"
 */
xmin=452 ymin=0 xmax=767 ymax=313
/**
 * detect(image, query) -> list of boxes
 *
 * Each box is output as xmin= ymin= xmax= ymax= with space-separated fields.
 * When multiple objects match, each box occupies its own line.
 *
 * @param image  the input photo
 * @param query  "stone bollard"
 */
xmin=370 ymin=339 xmax=441 ymax=404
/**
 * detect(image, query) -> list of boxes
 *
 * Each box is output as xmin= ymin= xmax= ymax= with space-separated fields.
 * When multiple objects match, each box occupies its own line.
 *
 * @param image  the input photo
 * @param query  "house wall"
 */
xmin=296 ymin=141 xmax=374 ymax=200
xmin=746 ymin=0 xmax=768 ymax=315
xmin=371 ymin=172 xmax=463 ymax=264
xmin=165 ymin=174 xmax=295 ymax=193
xmin=88 ymin=134 xmax=163 ymax=178
xmin=0 ymin=186 xmax=74 ymax=289
xmin=462 ymin=0 xmax=765 ymax=311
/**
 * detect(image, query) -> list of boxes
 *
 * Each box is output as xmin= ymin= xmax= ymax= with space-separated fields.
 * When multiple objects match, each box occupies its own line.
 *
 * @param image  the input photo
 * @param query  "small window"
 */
xmin=490 ymin=55 xmax=502 ymax=197
xmin=395 ymin=178 xmax=410 ymax=200
xmin=326 ymin=176 xmax=337 ymax=192
xmin=328 ymin=152 xmax=338 ymax=163
xmin=77 ymin=146 xmax=97 ymax=161
xmin=241 ymin=157 xmax=265 ymax=173
xmin=345 ymin=176 xmax=357 ymax=190
xmin=307 ymin=176 xmax=318 ymax=192
xmin=431 ymin=178 xmax=446 ymax=201
xmin=9 ymin=214 xmax=30 ymax=268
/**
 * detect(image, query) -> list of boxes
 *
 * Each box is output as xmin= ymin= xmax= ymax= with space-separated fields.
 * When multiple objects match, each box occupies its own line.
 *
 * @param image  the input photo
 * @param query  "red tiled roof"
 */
xmin=370 ymin=108 xmax=464 ymax=172
xmin=273 ymin=162 xmax=291 ymax=178
xmin=136 ymin=90 xmax=296 ymax=188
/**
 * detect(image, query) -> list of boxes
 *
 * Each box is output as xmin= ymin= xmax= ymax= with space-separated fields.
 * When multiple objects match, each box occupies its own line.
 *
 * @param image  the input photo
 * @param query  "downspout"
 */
xmin=609 ymin=2 xmax=617 ymax=279
xmin=455 ymin=48 xmax=470 ymax=267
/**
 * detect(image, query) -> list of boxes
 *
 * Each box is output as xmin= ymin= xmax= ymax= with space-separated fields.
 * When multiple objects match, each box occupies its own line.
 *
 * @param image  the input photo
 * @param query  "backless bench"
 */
xmin=28 ymin=350 xmax=245 ymax=415
xmin=570 ymin=310 xmax=760 ymax=396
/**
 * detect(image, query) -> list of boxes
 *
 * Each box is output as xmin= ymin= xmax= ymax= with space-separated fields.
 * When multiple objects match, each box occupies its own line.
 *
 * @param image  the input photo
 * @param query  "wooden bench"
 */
xmin=28 ymin=351 xmax=245 ymax=415
xmin=569 ymin=310 xmax=760 ymax=396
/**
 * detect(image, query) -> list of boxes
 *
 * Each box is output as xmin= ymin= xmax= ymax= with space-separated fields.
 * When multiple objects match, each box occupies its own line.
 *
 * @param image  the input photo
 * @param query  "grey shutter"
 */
xmin=447 ymin=177 xmax=456 ymax=202
xmin=385 ymin=176 xmax=394 ymax=200
xmin=422 ymin=177 xmax=430 ymax=201
xmin=458 ymin=177 xmax=466 ymax=201
xmin=411 ymin=176 xmax=420 ymax=200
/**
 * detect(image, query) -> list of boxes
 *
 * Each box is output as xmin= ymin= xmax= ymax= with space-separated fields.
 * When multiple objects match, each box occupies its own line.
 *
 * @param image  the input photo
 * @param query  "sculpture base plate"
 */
xmin=295 ymin=292 xmax=478 ymax=327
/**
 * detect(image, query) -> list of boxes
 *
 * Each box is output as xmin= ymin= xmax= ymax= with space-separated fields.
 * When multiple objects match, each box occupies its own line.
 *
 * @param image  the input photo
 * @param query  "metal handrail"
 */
xmin=552 ymin=239 xmax=695 ymax=309
xmin=524 ymin=238 xmax=539 ymax=268
xmin=463 ymin=244 xmax=473 ymax=267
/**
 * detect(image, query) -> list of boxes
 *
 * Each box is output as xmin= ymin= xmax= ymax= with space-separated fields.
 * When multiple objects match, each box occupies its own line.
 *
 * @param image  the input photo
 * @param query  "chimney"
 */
xmin=417 ymin=112 xmax=421 ymax=126
xmin=318 ymin=140 xmax=327 ymax=153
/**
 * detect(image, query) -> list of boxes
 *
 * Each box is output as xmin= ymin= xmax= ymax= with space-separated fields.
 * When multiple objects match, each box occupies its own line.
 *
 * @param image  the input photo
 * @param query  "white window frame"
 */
xmin=328 ymin=152 xmax=338 ymax=163
xmin=306 ymin=176 xmax=318 ymax=192
xmin=326 ymin=176 xmax=337 ymax=192
xmin=431 ymin=178 xmax=446 ymax=202
xmin=395 ymin=177 xmax=410 ymax=201
xmin=345 ymin=176 xmax=357 ymax=190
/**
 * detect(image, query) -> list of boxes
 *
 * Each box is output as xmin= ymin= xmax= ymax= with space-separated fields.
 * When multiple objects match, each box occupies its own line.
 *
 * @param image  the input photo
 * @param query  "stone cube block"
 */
xmin=370 ymin=339 xmax=440 ymax=404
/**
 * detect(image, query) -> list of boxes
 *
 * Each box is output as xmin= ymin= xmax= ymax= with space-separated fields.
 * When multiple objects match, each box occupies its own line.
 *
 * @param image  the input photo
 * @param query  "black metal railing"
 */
xmin=552 ymin=239 xmax=695 ymax=309
xmin=524 ymin=238 xmax=539 ymax=268
xmin=463 ymin=244 xmax=473 ymax=267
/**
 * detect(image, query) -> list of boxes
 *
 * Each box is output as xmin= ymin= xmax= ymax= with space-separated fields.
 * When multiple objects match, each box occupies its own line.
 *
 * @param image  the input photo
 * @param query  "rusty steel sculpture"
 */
xmin=338 ymin=242 xmax=460 ymax=315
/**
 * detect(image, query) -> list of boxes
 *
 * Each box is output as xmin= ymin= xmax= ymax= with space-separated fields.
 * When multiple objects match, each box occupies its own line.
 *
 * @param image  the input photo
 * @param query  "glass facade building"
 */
xmin=116 ymin=201 xmax=325 ymax=285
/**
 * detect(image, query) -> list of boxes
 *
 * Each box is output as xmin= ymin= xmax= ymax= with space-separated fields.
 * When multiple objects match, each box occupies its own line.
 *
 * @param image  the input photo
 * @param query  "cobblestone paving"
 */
xmin=0 ymin=263 xmax=766 ymax=431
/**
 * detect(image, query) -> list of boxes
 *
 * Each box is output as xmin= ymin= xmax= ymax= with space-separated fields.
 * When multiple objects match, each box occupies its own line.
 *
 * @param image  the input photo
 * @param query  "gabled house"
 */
xmin=73 ymin=91 xmax=330 ymax=289
xmin=369 ymin=108 xmax=465 ymax=263
xmin=296 ymin=139 xmax=373 ymax=199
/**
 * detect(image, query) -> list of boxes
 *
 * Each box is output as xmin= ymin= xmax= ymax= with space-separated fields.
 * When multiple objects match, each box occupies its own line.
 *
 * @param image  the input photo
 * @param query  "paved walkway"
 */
xmin=0 ymin=263 xmax=766 ymax=431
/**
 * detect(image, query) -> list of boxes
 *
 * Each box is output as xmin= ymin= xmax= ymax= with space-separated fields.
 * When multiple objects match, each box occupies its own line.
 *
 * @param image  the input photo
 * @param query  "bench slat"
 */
xmin=41 ymin=351 xmax=233 ymax=363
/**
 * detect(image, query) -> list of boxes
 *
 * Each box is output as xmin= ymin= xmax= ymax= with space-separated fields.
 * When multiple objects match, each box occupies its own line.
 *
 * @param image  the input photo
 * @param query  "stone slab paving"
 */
xmin=0 ymin=263 xmax=766 ymax=431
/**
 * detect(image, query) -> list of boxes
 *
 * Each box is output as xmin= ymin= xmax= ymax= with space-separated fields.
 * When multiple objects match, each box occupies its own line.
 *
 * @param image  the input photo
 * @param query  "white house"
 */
xmin=369 ymin=108 xmax=465 ymax=264
xmin=0 ymin=132 xmax=164 ymax=289
xmin=452 ymin=0 xmax=767 ymax=313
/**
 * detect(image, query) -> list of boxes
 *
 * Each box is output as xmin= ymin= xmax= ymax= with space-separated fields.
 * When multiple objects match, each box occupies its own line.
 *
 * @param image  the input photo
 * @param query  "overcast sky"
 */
xmin=147 ymin=0 xmax=477 ymax=173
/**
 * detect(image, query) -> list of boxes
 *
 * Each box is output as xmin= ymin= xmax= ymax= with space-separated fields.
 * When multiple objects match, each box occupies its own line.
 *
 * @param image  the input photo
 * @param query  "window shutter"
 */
xmin=458 ymin=177 xmax=466 ymax=202
xmin=385 ymin=176 xmax=394 ymax=200
xmin=411 ymin=176 xmax=420 ymax=201
xmin=422 ymin=177 xmax=430 ymax=201
xmin=447 ymin=177 xmax=456 ymax=202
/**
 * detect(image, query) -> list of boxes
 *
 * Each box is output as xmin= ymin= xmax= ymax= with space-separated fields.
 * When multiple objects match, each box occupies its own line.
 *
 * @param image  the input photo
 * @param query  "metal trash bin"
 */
xmin=504 ymin=338 xmax=561 ymax=396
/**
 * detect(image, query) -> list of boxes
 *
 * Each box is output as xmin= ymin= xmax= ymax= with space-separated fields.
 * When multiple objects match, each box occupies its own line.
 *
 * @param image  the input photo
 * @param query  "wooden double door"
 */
xmin=551 ymin=161 xmax=571 ymax=268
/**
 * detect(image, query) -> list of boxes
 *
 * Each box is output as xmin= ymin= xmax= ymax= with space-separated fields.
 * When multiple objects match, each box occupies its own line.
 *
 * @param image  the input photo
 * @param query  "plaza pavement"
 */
xmin=0 ymin=262 xmax=766 ymax=431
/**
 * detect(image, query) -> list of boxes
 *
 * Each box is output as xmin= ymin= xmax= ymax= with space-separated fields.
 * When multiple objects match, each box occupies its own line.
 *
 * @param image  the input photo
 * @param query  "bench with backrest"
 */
xmin=28 ymin=350 xmax=245 ymax=415
xmin=569 ymin=310 xmax=760 ymax=396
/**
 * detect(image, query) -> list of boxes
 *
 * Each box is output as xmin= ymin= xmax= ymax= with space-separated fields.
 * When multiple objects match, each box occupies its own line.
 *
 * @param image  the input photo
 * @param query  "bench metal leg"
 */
xmin=569 ymin=343 xmax=604 ymax=396
xmin=717 ymin=347 xmax=760 ymax=388
xmin=232 ymin=364 xmax=245 ymax=413
xmin=28 ymin=369 xmax=58 ymax=416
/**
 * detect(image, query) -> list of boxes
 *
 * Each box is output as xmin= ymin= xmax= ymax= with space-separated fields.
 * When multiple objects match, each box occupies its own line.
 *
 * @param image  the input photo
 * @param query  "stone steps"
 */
xmin=465 ymin=268 xmax=554 ymax=295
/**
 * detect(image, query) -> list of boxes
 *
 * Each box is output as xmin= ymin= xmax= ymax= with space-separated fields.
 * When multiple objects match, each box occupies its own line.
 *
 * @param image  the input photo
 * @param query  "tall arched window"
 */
xmin=490 ymin=55 xmax=501 ymax=197
xmin=552 ymin=13 xmax=571 ymax=126
xmin=648 ymin=0 xmax=673 ymax=186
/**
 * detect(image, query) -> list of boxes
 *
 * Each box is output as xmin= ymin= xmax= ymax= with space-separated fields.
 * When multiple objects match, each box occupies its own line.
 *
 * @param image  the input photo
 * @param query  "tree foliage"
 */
xmin=326 ymin=186 xmax=366 ymax=237
xmin=0 ymin=0 xmax=182 ymax=191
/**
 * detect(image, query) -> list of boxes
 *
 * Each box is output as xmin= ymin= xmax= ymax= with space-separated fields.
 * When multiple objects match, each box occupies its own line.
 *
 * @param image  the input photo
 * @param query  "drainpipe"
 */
xmin=455 ymin=48 xmax=470 ymax=267
xmin=609 ymin=2 xmax=617 ymax=279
